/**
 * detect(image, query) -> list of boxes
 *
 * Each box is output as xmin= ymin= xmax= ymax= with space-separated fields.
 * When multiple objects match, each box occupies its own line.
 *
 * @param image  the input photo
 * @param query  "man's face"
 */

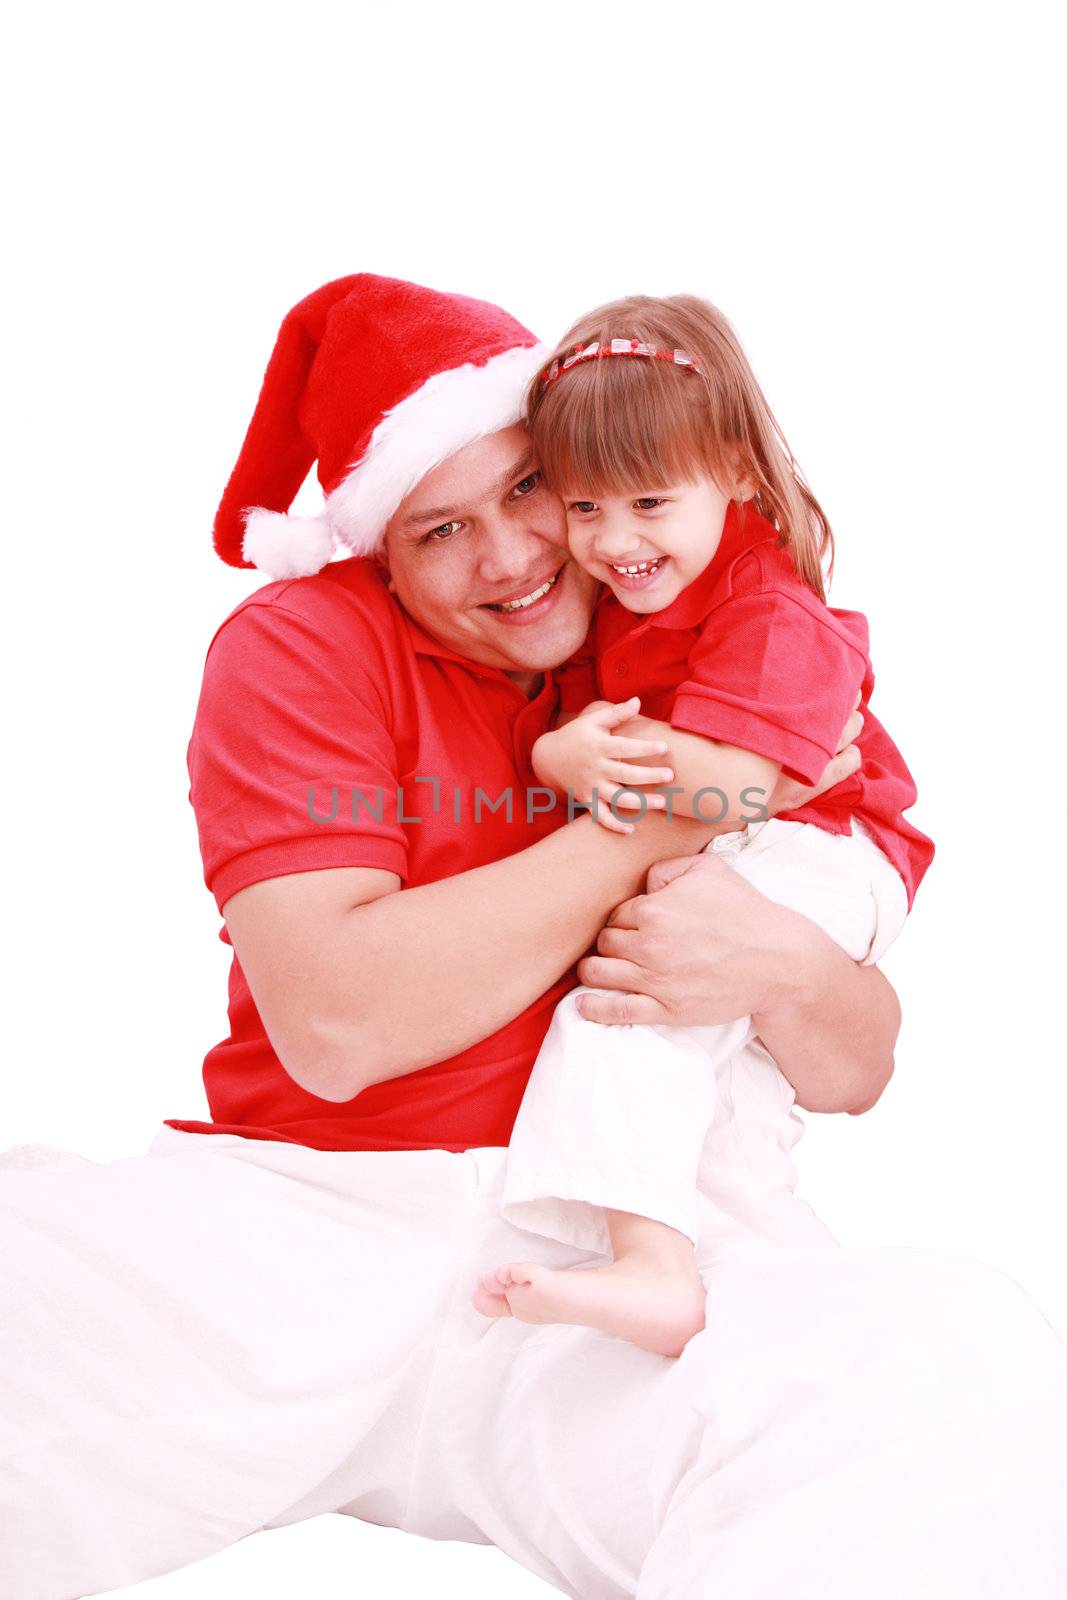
xmin=380 ymin=425 xmax=598 ymax=689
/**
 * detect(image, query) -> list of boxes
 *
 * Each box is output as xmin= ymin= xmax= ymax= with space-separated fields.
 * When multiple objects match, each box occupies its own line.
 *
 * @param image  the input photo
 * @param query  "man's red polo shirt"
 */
xmin=564 ymin=501 xmax=933 ymax=906
xmin=167 ymin=559 xmax=572 ymax=1153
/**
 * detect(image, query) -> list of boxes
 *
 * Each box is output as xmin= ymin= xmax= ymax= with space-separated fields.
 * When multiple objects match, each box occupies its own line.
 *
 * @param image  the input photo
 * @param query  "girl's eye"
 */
xmin=423 ymin=520 xmax=462 ymax=544
xmin=570 ymin=501 xmax=597 ymax=514
xmin=511 ymin=471 xmax=542 ymax=498
xmin=635 ymin=497 xmax=665 ymax=510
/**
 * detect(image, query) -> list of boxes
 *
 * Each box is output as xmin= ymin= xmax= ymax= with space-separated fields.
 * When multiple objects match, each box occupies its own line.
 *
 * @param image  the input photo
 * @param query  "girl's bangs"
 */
xmin=533 ymin=357 xmax=715 ymax=498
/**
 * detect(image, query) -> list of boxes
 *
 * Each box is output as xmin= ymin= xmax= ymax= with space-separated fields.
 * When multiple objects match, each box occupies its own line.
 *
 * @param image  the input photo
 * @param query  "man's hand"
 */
xmin=575 ymin=694 xmax=865 ymax=1029
xmin=576 ymin=848 xmax=899 ymax=1115
xmin=574 ymin=693 xmax=899 ymax=1116
xmin=577 ymin=853 xmax=811 ymax=1026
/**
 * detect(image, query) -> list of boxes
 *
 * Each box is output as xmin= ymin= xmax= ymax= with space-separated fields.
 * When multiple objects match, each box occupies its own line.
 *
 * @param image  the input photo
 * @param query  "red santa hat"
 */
xmin=213 ymin=273 xmax=547 ymax=578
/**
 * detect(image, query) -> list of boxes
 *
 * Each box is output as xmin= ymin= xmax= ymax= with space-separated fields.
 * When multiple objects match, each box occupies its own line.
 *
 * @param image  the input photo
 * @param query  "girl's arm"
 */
xmin=536 ymin=699 xmax=781 ymax=828
xmin=600 ymin=708 xmax=783 ymax=822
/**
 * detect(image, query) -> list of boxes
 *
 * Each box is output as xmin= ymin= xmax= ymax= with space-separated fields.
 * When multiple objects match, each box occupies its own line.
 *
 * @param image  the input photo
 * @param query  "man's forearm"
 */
xmin=753 ymin=920 xmax=900 ymax=1114
xmin=312 ymin=811 xmax=715 ymax=1100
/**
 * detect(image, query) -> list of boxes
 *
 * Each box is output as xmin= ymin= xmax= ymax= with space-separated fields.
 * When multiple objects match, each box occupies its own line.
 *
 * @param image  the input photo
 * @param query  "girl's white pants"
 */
xmin=2 ymin=1124 xmax=1067 ymax=1599
xmin=502 ymin=818 xmax=910 ymax=1254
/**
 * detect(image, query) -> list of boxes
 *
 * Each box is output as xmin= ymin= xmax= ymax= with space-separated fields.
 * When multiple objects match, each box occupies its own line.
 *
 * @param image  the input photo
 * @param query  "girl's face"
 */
xmin=564 ymin=470 xmax=734 ymax=613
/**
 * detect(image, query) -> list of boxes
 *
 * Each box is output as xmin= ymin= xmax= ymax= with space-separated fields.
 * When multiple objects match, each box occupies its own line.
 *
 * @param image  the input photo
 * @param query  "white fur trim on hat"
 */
xmin=327 ymin=342 xmax=547 ymax=557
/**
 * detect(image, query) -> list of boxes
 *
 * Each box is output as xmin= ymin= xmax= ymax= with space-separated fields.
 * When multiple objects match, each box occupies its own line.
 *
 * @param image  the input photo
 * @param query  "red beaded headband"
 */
xmin=539 ymin=338 xmax=706 ymax=388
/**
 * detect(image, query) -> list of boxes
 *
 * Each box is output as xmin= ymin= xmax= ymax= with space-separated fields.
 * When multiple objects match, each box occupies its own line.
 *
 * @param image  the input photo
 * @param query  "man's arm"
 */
xmin=224 ymin=705 xmax=874 ymax=1109
xmin=223 ymin=808 xmax=718 ymax=1103
xmin=754 ymin=938 xmax=900 ymax=1115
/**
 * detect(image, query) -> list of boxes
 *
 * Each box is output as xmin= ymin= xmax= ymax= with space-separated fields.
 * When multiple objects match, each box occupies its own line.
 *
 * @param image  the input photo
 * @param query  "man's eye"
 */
xmin=511 ymin=472 xmax=542 ymax=498
xmin=422 ymin=520 xmax=461 ymax=543
xmin=635 ymin=497 xmax=665 ymax=510
xmin=570 ymin=501 xmax=597 ymax=514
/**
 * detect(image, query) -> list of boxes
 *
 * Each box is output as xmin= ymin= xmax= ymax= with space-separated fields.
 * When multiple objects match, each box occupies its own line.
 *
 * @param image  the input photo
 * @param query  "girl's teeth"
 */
xmin=611 ymin=558 xmax=664 ymax=576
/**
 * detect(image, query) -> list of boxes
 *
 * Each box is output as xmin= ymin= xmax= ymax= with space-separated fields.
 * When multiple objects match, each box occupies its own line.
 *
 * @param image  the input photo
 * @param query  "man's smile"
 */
xmin=481 ymin=563 xmax=567 ymax=623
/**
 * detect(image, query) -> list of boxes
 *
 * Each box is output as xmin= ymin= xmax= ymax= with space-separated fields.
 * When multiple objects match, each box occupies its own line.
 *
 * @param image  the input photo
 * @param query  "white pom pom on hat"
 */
xmin=240 ymin=511 xmax=337 ymax=581
xmin=212 ymin=273 xmax=547 ymax=580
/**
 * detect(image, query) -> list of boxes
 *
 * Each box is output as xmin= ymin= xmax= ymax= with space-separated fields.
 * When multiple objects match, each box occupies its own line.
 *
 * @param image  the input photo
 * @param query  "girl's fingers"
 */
xmin=610 ymin=790 xmax=668 ymax=811
xmin=825 ymin=744 xmax=862 ymax=784
xmin=836 ymin=708 xmax=863 ymax=752
xmin=604 ymin=762 xmax=674 ymax=786
xmin=591 ymin=696 xmax=642 ymax=728
xmin=603 ymin=736 xmax=670 ymax=760
xmin=594 ymin=806 xmax=634 ymax=834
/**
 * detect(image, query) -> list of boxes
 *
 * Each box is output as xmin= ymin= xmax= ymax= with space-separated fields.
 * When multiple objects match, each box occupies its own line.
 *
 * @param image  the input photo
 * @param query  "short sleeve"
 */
xmin=188 ymin=598 xmax=408 ymax=911
xmin=670 ymin=590 xmax=869 ymax=785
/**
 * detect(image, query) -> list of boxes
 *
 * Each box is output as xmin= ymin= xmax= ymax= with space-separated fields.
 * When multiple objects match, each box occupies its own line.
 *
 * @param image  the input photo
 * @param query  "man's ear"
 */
xmin=374 ymin=546 xmax=398 ymax=594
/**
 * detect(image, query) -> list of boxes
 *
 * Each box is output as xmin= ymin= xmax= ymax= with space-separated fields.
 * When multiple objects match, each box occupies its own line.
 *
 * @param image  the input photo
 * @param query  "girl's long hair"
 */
xmin=525 ymin=294 xmax=833 ymax=600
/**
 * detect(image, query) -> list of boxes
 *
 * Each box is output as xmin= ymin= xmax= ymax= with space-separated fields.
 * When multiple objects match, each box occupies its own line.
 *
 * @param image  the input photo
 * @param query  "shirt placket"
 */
xmin=601 ymin=616 xmax=654 ymax=693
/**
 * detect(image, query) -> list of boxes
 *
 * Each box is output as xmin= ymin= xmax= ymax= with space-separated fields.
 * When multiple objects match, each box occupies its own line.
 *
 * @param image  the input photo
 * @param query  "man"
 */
xmin=2 ymin=275 xmax=1065 ymax=1598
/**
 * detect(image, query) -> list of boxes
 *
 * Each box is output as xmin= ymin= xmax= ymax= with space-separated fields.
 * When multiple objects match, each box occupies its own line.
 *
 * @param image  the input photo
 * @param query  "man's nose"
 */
xmin=476 ymin=513 xmax=552 ymax=585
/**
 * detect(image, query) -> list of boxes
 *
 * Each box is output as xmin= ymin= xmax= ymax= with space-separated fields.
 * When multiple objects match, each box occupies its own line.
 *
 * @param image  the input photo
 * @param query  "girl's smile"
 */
xmin=566 ymin=472 xmax=738 ymax=612
xmin=605 ymin=554 xmax=670 ymax=591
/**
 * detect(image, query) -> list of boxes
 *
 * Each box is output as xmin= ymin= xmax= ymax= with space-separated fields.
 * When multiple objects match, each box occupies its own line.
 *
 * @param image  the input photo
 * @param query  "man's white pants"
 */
xmin=3 ymin=1127 xmax=1067 ymax=1599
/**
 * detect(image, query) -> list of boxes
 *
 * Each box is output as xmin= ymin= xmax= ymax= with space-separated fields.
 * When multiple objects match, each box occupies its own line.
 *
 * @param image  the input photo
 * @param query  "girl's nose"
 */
xmin=595 ymin=518 xmax=643 ymax=560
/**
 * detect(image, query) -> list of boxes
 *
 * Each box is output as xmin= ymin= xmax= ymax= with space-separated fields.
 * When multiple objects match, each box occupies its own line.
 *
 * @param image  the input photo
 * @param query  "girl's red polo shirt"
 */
xmin=168 ymin=559 xmax=572 ymax=1153
xmin=564 ymin=501 xmax=933 ymax=907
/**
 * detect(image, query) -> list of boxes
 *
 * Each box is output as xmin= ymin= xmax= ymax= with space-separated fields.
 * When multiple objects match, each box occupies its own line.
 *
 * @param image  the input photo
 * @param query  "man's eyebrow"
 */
xmin=402 ymin=450 xmax=538 ymax=529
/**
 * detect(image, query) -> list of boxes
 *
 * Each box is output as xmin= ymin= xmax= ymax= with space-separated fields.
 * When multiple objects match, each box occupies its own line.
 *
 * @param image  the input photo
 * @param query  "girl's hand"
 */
xmin=531 ymin=697 xmax=675 ymax=835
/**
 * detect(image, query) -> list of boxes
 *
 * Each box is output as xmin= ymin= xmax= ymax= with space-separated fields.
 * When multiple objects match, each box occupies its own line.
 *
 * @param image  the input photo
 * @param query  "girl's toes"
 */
xmin=471 ymin=1279 xmax=512 ymax=1318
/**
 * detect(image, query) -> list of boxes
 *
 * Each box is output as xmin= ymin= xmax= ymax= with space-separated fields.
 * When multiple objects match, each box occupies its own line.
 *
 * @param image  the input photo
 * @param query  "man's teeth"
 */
xmin=611 ymin=558 xmax=664 ymax=576
xmin=493 ymin=573 xmax=559 ymax=611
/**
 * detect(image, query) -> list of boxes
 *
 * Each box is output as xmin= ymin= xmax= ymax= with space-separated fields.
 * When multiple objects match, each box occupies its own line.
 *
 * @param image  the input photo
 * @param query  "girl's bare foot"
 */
xmin=472 ymin=1213 xmax=705 ymax=1358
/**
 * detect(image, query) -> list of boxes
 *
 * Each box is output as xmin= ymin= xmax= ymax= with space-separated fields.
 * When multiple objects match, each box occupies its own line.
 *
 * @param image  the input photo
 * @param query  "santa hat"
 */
xmin=213 ymin=273 xmax=547 ymax=578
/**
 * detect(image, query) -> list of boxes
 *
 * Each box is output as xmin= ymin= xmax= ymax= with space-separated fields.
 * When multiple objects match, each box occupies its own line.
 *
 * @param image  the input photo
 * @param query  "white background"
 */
xmin=3 ymin=2 xmax=1064 ymax=1594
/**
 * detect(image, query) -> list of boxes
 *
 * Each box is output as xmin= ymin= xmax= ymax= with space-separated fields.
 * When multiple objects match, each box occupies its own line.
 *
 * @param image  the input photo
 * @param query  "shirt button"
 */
xmin=614 ymin=660 xmax=629 ymax=678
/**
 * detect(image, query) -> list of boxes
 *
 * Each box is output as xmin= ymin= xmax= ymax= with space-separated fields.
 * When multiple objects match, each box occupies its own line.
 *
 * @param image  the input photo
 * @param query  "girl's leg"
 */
xmin=477 ymin=821 xmax=911 ymax=1354
xmin=499 ymin=988 xmax=752 ymax=1259
xmin=482 ymin=988 xmax=754 ymax=1354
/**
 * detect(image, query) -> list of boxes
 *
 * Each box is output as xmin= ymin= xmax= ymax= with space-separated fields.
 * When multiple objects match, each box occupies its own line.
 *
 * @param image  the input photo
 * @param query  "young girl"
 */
xmin=471 ymin=294 xmax=934 ymax=1357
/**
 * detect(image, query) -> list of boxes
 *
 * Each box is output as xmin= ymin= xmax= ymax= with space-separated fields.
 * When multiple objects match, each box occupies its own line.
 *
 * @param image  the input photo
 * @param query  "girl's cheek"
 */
xmin=564 ymin=524 xmax=584 ymax=559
